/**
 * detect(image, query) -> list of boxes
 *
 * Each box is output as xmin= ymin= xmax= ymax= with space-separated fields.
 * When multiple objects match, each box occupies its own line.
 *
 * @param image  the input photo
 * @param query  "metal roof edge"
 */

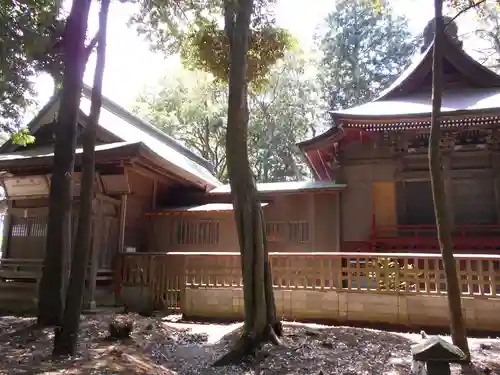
xmin=0 ymin=141 xmax=143 ymax=168
xmin=136 ymin=142 xmax=221 ymax=190
xmin=328 ymin=106 xmax=500 ymax=123
xmin=296 ymin=123 xmax=343 ymax=151
xmin=208 ymin=181 xmax=347 ymax=195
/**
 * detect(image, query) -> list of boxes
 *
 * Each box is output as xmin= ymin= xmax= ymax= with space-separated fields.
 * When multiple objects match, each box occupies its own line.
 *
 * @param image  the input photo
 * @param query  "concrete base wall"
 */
xmin=183 ymin=288 xmax=500 ymax=332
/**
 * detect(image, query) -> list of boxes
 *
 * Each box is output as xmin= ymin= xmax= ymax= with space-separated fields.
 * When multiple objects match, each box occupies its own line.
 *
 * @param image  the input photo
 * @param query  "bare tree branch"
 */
xmin=446 ymin=0 xmax=486 ymax=28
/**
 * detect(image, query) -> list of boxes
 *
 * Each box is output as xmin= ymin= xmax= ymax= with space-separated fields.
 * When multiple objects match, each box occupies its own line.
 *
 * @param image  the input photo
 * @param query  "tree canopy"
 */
xmin=248 ymin=52 xmax=324 ymax=182
xmin=474 ymin=3 xmax=500 ymax=71
xmin=134 ymin=51 xmax=323 ymax=182
xmin=0 ymin=0 xmax=64 ymax=132
xmin=180 ymin=20 xmax=294 ymax=88
xmin=131 ymin=0 xmax=294 ymax=88
xmin=134 ymin=70 xmax=229 ymax=180
xmin=316 ymin=0 xmax=416 ymax=111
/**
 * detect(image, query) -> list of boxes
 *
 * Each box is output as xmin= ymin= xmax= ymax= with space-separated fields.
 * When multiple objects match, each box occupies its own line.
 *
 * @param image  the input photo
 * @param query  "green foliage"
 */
xmin=369 ymin=257 xmax=420 ymax=292
xmin=180 ymin=21 xmax=295 ymax=88
xmin=316 ymin=0 xmax=417 ymax=111
xmin=130 ymin=0 xmax=294 ymax=87
xmin=133 ymin=52 xmax=323 ymax=182
xmin=474 ymin=3 xmax=500 ymax=71
xmin=134 ymin=70 xmax=229 ymax=181
xmin=129 ymin=0 xmax=222 ymax=54
xmin=248 ymin=52 xmax=325 ymax=181
xmin=0 ymin=0 xmax=64 ymax=131
xmin=11 ymin=128 xmax=35 ymax=146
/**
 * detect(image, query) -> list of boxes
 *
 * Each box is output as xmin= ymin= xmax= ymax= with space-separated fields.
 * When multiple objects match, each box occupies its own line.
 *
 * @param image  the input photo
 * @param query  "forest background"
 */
xmin=18 ymin=0 xmax=500 ymax=182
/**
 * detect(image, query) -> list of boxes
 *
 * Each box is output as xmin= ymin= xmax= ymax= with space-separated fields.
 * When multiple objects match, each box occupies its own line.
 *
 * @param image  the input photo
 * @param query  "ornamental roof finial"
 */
xmin=421 ymin=16 xmax=463 ymax=53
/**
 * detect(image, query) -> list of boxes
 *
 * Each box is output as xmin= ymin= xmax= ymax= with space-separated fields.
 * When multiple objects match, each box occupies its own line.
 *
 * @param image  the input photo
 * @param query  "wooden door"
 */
xmin=98 ymin=216 xmax=119 ymax=269
xmin=372 ymin=181 xmax=397 ymax=228
xmin=402 ymin=181 xmax=435 ymax=225
xmin=8 ymin=215 xmax=47 ymax=259
xmin=452 ymin=179 xmax=496 ymax=224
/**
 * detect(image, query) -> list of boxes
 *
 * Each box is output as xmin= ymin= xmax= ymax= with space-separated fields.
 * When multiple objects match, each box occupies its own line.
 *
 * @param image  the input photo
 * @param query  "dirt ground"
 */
xmin=0 ymin=313 xmax=499 ymax=374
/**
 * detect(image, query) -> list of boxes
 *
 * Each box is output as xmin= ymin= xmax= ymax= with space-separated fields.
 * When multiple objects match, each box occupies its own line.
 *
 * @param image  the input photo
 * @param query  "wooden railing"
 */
xmin=119 ymin=253 xmax=185 ymax=310
xmin=374 ymin=224 xmax=500 ymax=238
xmin=371 ymin=223 xmax=500 ymax=251
xmin=0 ymin=259 xmax=43 ymax=281
xmin=0 ymin=258 xmax=113 ymax=285
xmin=119 ymin=252 xmax=500 ymax=299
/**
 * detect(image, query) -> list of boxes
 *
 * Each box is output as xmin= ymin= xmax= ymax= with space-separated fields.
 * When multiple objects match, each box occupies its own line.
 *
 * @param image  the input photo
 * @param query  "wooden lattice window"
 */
xmin=288 ymin=221 xmax=310 ymax=243
xmin=29 ymin=218 xmax=48 ymax=236
xmin=11 ymin=216 xmax=47 ymax=237
xmin=175 ymin=220 xmax=219 ymax=246
xmin=266 ymin=221 xmax=286 ymax=242
xmin=11 ymin=223 xmax=28 ymax=237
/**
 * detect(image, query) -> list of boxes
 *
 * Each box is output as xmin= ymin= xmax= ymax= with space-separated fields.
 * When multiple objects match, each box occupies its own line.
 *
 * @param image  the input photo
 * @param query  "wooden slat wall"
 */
xmin=8 ymin=215 xmax=48 ymax=259
xmin=452 ymin=178 xmax=497 ymax=224
xmin=124 ymin=170 xmax=155 ymax=251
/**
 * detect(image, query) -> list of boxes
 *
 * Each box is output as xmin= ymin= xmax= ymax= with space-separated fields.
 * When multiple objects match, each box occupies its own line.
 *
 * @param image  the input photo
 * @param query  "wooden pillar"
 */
xmin=491 ymin=152 xmax=500 ymax=223
xmin=309 ymin=193 xmax=316 ymax=252
xmin=118 ymin=194 xmax=127 ymax=253
xmin=442 ymin=154 xmax=455 ymax=228
xmin=1 ymin=201 xmax=12 ymax=259
xmin=336 ymin=192 xmax=341 ymax=252
xmin=152 ymin=180 xmax=158 ymax=211
xmin=86 ymin=198 xmax=103 ymax=309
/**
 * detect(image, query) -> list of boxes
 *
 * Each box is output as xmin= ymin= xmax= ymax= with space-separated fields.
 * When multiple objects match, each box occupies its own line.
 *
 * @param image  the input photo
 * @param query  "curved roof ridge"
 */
xmin=374 ymin=44 xmax=433 ymax=102
xmin=375 ymin=33 xmax=500 ymax=101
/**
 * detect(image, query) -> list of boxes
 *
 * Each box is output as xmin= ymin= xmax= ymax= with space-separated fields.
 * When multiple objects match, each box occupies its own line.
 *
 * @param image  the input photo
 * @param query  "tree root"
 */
xmin=213 ymin=334 xmax=256 ymax=366
xmin=213 ymin=324 xmax=284 ymax=367
xmin=268 ymin=325 xmax=282 ymax=346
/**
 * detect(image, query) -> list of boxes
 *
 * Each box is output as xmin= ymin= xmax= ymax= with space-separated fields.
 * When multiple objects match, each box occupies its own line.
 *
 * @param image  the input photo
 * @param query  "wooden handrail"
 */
xmin=119 ymin=251 xmax=500 ymax=300
xmin=121 ymin=251 xmax=500 ymax=259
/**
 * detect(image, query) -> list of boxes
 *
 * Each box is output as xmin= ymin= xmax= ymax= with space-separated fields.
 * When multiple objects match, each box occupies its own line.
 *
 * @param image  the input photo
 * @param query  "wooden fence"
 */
xmin=119 ymin=252 xmax=500 ymax=331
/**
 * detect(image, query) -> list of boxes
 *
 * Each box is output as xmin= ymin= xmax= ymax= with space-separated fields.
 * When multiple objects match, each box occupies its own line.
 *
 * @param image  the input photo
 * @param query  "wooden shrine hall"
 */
xmin=4 ymin=17 xmax=500 ymax=315
xmin=0 ymin=85 xmax=221 ymax=309
xmin=298 ymin=18 xmax=500 ymax=253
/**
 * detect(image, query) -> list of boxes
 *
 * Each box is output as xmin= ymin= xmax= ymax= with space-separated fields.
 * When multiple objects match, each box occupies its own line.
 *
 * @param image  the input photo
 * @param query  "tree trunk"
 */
xmin=214 ymin=0 xmax=282 ymax=366
xmin=37 ymin=0 xmax=92 ymax=327
xmin=429 ymin=2 xmax=470 ymax=359
xmin=53 ymin=0 xmax=110 ymax=356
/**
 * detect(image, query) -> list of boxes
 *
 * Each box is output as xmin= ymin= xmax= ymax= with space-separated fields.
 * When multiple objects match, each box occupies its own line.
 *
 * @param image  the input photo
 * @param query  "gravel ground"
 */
xmin=0 ymin=314 xmax=499 ymax=374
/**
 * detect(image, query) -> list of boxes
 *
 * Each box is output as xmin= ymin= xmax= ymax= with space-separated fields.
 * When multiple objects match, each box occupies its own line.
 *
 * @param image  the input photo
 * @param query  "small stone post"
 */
xmin=411 ymin=336 xmax=468 ymax=375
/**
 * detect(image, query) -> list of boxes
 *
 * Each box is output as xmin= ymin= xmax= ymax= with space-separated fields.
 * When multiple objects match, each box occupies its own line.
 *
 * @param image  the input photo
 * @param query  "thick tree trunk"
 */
xmin=429 ymin=2 xmax=470 ymax=358
xmin=37 ymin=0 xmax=92 ymax=327
xmin=214 ymin=0 xmax=282 ymax=366
xmin=53 ymin=0 xmax=110 ymax=356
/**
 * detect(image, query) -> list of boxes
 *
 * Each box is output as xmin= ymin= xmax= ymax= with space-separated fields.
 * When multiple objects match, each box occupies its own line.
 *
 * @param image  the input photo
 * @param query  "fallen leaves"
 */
xmin=0 ymin=314 xmax=499 ymax=375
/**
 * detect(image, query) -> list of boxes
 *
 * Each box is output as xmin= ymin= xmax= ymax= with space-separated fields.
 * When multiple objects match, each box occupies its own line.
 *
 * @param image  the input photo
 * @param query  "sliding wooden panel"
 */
xmin=404 ymin=180 xmax=435 ymax=225
xmin=372 ymin=181 xmax=397 ymax=228
xmin=452 ymin=178 xmax=496 ymax=224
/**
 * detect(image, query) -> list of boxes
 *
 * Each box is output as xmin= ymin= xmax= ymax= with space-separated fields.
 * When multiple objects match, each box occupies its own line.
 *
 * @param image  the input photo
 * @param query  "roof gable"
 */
xmin=0 ymin=86 xmax=221 ymax=189
xmin=376 ymin=34 xmax=500 ymax=101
